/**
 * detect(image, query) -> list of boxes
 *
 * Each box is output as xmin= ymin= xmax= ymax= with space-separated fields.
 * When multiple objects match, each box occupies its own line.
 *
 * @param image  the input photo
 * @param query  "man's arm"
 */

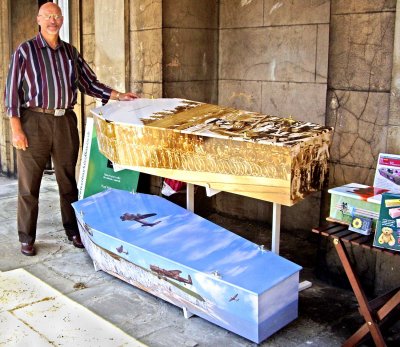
xmin=110 ymin=90 xmax=138 ymax=101
xmin=5 ymin=46 xmax=28 ymax=150
xmin=5 ymin=47 xmax=25 ymax=117
xmin=10 ymin=117 xmax=28 ymax=151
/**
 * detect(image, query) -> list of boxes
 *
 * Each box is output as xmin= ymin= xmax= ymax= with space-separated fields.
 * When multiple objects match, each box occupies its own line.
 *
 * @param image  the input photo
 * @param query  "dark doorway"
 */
xmin=38 ymin=0 xmax=52 ymax=7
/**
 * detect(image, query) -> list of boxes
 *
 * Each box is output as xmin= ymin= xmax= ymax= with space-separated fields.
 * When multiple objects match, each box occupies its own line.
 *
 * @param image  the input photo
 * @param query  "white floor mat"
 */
xmin=0 ymin=268 xmax=146 ymax=346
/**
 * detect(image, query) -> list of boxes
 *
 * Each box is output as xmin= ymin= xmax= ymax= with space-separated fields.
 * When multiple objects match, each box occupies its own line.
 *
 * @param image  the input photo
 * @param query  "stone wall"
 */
xmin=128 ymin=0 xmax=163 ymax=193
xmin=80 ymin=0 xmax=95 ymax=120
xmin=68 ymin=0 xmax=90 ymax=177
xmin=162 ymin=0 xmax=219 ymax=103
xmin=327 ymin=0 xmax=396 ymax=187
xmin=130 ymin=0 xmax=163 ymax=98
xmin=214 ymin=0 xmax=330 ymax=232
xmin=322 ymin=0 xmax=400 ymax=295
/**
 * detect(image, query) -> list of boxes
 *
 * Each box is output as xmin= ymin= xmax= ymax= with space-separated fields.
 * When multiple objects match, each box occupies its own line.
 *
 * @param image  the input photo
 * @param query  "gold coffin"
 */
xmin=91 ymin=99 xmax=333 ymax=206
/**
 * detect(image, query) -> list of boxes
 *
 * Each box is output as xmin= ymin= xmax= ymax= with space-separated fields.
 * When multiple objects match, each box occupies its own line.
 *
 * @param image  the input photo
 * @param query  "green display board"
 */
xmin=373 ymin=192 xmax=400 ymax=252
xmin=78 ymin=117 xmax=139 ymax=199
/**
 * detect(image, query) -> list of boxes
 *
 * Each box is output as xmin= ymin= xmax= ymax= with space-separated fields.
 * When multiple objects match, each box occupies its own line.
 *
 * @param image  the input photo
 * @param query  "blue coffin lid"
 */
xmin=73 ymin=189 xmax=301 ymax=295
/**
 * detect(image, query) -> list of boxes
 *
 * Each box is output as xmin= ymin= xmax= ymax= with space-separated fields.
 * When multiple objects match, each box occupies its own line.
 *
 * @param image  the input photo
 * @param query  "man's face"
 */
xmin=37 ymin=5 xmax=63 ymax=36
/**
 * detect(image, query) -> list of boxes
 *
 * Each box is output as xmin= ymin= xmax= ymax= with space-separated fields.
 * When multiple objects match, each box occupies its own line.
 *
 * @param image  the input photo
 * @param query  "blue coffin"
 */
xmin=72 ymin=189 xmax=301 ymax=343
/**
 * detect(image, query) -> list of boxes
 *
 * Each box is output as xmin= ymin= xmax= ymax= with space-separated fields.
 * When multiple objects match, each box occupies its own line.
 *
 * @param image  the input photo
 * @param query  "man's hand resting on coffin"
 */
xmin=112 ymin=90 xmax=139 ymax=101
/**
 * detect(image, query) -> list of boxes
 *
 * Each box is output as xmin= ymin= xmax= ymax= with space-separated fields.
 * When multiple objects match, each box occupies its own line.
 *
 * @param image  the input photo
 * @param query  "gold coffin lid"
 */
xmin=91 ymin=98 xmax=333 ymax=206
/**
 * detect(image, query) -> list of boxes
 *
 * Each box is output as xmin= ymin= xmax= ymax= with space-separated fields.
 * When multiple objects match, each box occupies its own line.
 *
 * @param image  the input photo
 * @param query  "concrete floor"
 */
xmin=0 ymin=174 xmax=398 ymax=346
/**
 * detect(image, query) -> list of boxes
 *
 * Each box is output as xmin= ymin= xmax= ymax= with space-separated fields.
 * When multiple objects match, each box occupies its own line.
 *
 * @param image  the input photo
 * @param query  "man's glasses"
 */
xmin=39 ymin=14 xmax=63 ymax=20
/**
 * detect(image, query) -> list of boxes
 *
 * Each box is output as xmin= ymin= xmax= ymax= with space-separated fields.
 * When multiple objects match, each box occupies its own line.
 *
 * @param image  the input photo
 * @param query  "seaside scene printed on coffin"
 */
xmin=91 ymin=98 xmax=333 ymax=206
xmin=72 ymin=189 xmax=302 ymax=343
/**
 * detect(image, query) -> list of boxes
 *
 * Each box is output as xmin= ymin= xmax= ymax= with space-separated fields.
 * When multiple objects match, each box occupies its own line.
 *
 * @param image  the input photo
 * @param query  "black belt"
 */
xmin=28 ymin=107 xmax=71 ymax=116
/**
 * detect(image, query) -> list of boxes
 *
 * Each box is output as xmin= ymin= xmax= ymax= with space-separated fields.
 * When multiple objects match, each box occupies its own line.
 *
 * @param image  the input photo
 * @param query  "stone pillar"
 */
xmin=130 ymin=0 xmax=162 ymax=98
xmin=69 ymin=0 xmax=81 ymax=55
xmin=94 ymin=0 xmax=127 ymax=96
xmin=77 ymin=0 xmax=95 ymax=120
xmin=128 ymin=0 xmax=163 ymax=194
xmin=162 ymin=0 xmax=218 ymax=103
xmin=388 ymin=0 xmax=400 ymax=153
xmin=0 ymin=0 xmax=12 ymax=175
xmin=327 ymin=1 xmax=395 ymax=187
xmin=0 ymin=0 xmax=37 ymax=176
xmin=129 ymin=1 xmax=219 ymax=193
xmin=69 ymin=0 xmax=84 ymax=177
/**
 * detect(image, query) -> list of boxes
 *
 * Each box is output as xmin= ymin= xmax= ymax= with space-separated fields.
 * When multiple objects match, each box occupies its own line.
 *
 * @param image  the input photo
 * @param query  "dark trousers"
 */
xmin=17 ymin=109 xmax=80 ymax=244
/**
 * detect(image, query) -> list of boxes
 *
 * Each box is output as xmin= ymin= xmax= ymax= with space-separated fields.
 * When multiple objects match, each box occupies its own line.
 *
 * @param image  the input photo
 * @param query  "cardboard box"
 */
xmin=72 ymin=189 xmax=302 ymax=343
xmin=91 ymin=98 xmax=333 ymax=206
xmin=328 ymin=183 xmax=389 ymax=234
xmin=373 ymin=192 xmax=400 ymax=252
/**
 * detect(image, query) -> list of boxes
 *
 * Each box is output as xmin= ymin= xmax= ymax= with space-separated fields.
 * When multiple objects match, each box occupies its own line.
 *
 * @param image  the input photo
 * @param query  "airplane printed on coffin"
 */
xmin=116 ymin=245 xmax=128 ymax=255
xmin=120 ymin=212 xmax=161 ymax=227
xmin=150 ymin=265 xmax=193 ymax=285
xmin=229 ymin=293 xmax=239 ymax=302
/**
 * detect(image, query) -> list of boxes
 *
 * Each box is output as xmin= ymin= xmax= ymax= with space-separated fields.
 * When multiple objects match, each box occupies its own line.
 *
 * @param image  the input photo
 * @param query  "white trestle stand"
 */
xmin=183 ymin=183 xmax=195 ymax=318
xmin=186 ymin=183 xmax=195 ymax=213
xmin=185 ymin=183 xmax=221 ymax=318
xmin=272 ymin=203 xmax=281 ymax=254
xmin=186 ymin=186 xmax=311 ymax=293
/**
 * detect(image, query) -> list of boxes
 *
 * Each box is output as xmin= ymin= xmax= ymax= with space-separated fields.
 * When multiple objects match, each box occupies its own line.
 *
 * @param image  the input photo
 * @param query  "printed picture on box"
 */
xmin=373 ymin=192 xmax=400 ymax=252
xmin=374 ymin=153 xmax=400 ymax=191
xmin=379 ymin=168 xmax=400 ymax=186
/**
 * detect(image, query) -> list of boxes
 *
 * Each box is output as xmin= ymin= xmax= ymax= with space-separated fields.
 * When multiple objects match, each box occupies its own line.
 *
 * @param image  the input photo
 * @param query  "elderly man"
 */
xmin=4 ymin=2 xmax=138 ymax=256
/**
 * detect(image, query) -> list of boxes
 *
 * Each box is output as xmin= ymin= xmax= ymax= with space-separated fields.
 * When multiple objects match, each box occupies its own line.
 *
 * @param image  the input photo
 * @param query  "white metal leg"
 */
xmin=93 ymin=261 xmax=101 ymax=272
xmin=271 ymin=202 xmax=281 ymax=254
xmin=186 ymin=183 xmax=195 ymax=212
xmin=183 ymin=307 xmax=194 ymax=319
xmin=299 ymin=280 xmax=312 ymax=291
xmin=271 ymin=202 xmax=312 ymax=291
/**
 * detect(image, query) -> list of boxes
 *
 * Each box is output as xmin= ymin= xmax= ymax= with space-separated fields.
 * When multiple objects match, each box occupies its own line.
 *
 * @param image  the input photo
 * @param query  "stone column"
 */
xmin=69 ymin=0 xmax=84 ymax=177
xmin=94 ymin=0 xmax=127 ymax=97
xmin=388 ymin=0 xmax=400 ymax=153
xmin=0 ymin=0 xmax=37 ymax=176
xmin=129 ymin=0 xmax=162 ymax=98
xmin=0 ymin=0 xmax=12 ymax=175
xmin=162 ymin=0 xmax=218 ymax=103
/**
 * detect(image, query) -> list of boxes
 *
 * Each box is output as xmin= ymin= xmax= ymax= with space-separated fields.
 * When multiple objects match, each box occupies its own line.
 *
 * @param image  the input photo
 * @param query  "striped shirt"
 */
xmin=4 ymin=33 xmax=112 ymax=117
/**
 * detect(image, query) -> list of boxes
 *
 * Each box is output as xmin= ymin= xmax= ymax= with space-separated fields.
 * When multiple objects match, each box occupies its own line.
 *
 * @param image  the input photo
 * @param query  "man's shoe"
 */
xmin=68 ymin=234 xmax=84 ymax=248
xmin=21 ymin=243 xmax=36 ymax=256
